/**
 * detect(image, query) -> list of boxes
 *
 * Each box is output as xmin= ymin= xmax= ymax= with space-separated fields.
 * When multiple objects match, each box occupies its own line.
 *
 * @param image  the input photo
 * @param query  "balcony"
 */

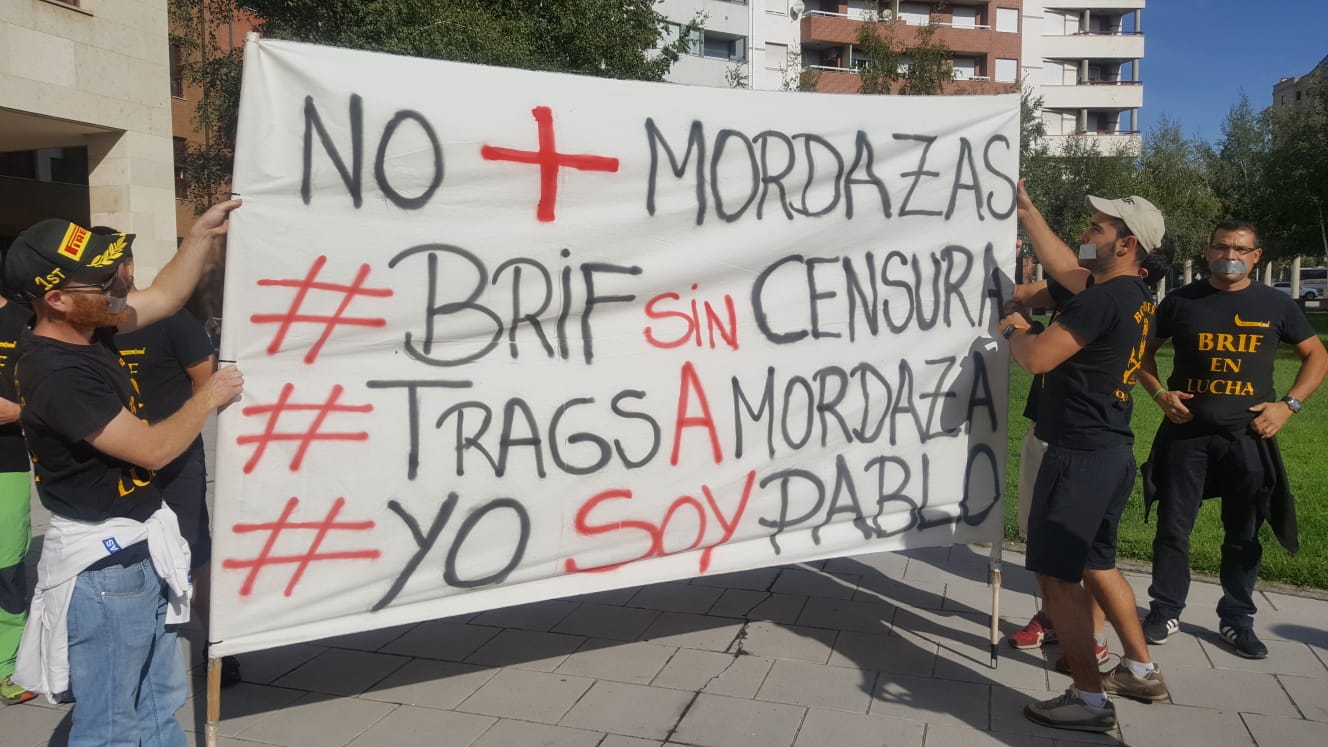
xmin=1046 ymin=131 xmax=1142 ymax=154
xmin=806 ymin=66 xmax=1018 ymax=96
xmin=1040 ymin=31 xmax=1144 ymax=60
xmin=1042 ymin=1 xmax=1145 ymax=11
xmin=801 ymin=11 xmax=1006 ymax=52
xmin=1039 ymin=80 xmax=1143 ymax=109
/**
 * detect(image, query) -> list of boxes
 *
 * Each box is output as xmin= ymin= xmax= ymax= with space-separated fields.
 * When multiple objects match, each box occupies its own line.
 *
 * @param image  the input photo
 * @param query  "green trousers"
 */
xmin=0 ymin=471 xmax=31 ymax=680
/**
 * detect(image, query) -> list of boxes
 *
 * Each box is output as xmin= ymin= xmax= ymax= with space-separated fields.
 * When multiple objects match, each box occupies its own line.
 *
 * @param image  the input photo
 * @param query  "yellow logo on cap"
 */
xmin=57 ymin=224 xmax=92 ymax=262
xmin=87 ymin=234 xmax=127 ymax=269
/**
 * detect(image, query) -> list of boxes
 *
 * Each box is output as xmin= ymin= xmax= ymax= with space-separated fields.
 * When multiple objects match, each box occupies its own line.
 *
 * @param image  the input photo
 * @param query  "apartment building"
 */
xmin=0 ymin=0 xmax=179 ymax=276
xmin=1022 ymin=1 xmax=1145 ymax=153
xmin=658 ymin=0 xmax=803 ymax=90
xmin=660 ymin=1 xmax=1024 ymax=94
xmin=1273 ymin=53 xmax=1328 ymax=111
xmin=799 ymin=1 xmax=1023 ymax=95
xmin=168 ymin=5 xmax=256 ymax=243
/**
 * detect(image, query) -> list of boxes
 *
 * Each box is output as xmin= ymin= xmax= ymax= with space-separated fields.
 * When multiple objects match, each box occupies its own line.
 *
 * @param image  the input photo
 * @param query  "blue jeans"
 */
xmin=67 ymin=556 xmax=187 ymax=747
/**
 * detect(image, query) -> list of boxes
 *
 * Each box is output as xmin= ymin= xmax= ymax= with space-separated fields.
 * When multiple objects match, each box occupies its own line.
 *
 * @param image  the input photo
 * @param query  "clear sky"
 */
xmin=1138 ymin=0 xmax=1328 ymax=143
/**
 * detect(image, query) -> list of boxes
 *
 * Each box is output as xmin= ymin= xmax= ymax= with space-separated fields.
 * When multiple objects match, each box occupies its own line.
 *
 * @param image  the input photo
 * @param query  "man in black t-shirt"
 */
xmin=1138 ymin=220 xmax=1327 ymax=659
xmin=106 ymin=233 xmax=241 ymax=687
xmin=1008 ymin=252 xmax=1176 ymax=672
xmin=3 ymin=205 xmax=242 ymax=745
xmin=1002 ymin=181 xmax=1172 ymax=732
xmin=0 ymin=296 xmax=34 ymax=704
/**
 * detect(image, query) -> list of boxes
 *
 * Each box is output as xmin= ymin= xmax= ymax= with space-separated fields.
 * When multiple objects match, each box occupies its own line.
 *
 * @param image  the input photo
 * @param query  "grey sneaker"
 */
xmin=1102 ymin=662 xmax=1170 ymax=702
xmin=1023 ymin=688 xmax=1117 ymax=732
xmin=1142 ymin=610 xmax=1179 ymax=644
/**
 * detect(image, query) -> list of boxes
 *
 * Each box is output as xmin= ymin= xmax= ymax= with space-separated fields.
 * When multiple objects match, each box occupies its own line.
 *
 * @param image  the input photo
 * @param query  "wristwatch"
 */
xmin=1002 ymin=323 xmax=1027 ymax=339
xmin=1282 ymin=395 xmax=1302 ymax=414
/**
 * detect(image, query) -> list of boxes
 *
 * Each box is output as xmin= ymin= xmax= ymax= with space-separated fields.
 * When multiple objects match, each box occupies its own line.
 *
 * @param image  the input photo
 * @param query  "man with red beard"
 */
xmin=3 ymin=204 xmax=242 ymax=747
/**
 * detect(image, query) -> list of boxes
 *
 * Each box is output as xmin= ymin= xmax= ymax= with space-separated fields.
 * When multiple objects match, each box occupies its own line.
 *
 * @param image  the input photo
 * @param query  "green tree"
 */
xmin=1265 ymin=79 xmax=1328 ymax=264
xmin=1022 ymin=134 xmax=1139 ymax=243
xmin=1137 ymin=117 xmax=1222 ymax=264
xmin=855 ymin=10 xmax=953 ymax=96
xmin=778 ymin=49 xmax=820 ymax=93
xmin=1019 ymin=85 xmax=1047 ymax=166
xmin=1200 ymin=94 xmax=1273 ymax=248
xmin=168 ymin=0 xmax=698 ymax=210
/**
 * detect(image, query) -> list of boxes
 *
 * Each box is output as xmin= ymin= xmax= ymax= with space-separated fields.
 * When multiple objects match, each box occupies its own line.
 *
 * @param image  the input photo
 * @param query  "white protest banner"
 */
xmin=211 ymin=37 xmax=1018 ymax=657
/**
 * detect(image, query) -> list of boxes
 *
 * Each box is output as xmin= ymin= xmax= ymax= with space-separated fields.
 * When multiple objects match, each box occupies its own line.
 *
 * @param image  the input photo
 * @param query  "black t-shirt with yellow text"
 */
xmin=1034 ymin=276 xmax=1154 ymax=449
xmin=1156 ymin=280 xmax=1316 ymax=433
xmin=15 ymin=330 xmax=159 ymax=523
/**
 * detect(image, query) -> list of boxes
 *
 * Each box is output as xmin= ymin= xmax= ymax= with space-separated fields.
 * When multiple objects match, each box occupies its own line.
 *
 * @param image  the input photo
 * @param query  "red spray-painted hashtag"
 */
xmin=236 ymin=383 xmax=372 ymax=473
xmin=222 ymin=496 xmax=380 ymax=597
xmin=251 ymin=255 xmax=393 ymax=364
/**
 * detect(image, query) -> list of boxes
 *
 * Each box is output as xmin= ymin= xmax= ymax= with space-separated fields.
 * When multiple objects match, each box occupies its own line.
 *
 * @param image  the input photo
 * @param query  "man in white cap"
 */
xmin=1000 ymin=181 xmax=1172 ymax=732
xmin=1138 ymin=219 xmax=1326 ymax=658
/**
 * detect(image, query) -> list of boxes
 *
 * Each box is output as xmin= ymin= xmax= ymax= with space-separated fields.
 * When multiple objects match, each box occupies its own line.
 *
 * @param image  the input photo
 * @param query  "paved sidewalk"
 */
xmin=4 ymin=530 xmax=1325 ymax=746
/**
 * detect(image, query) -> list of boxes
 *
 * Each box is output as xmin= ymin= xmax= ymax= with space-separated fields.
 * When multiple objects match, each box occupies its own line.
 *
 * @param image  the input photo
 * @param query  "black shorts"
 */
xmin=1025 ymin=444 xmax=1135 ymax=582
xmin=158 ymin=446 xmax=211 ymax=568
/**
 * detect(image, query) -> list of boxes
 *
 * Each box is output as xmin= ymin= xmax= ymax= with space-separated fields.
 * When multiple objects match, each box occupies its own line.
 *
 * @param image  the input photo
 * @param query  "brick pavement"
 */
xmin=4 ymin=535 xmax=1325 ymax=746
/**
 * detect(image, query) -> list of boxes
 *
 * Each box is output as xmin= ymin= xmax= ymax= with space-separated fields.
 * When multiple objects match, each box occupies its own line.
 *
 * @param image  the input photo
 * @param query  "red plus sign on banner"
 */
xmin=481 ymin=106 xmax=620 ymax=222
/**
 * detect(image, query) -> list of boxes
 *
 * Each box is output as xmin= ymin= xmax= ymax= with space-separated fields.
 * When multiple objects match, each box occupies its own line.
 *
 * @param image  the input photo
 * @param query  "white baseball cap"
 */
xmin=1085 ymin=194 xmax=1165 ymax=252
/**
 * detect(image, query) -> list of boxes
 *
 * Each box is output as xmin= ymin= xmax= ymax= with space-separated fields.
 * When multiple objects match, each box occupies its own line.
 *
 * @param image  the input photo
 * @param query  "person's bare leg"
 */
xmin=1084 ymin=567 xmax=1150 ymax=664
xmin=1035 ymin=577 xmax=1105 ymax=639
xmin=1091 ymin=596 xmax=1106 ymax=641
xmin=1039 ymin=574 xmax=1103 ymax=693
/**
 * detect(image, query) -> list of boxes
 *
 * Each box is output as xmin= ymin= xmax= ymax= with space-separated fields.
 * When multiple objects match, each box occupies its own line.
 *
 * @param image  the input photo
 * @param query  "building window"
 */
xmin=952 ymin=57 xmax=979 ymax=81
xmin=996 ymin=7 xmax=1019 ymax=33
xmin=703 ymin=33 xmax=747 ymax=62
xmin=765 ymin=42 xmax=788 ymax=70
xmin=169 ymin=43 xmax=185 ymax=98
xmin=847 ymin=0 xmax=879 ymax=21
xmin=173 ymin=137 xmax=188 ymax=198
xmin=668 ymin=24 xmax=747 ymax=60
xmin=899 ymin=3 xmax=931 ymax=26
xmin=995 ymin=58 xmax=1018 ymax=83
xmin=951 ymin=6 xmax=978 ymax=29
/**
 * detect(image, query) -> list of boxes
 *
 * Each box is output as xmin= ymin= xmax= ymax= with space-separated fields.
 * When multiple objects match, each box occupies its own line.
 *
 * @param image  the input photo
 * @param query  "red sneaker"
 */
xmin=1053 ymin=639 xmax=1111 ymax=674
xmin=1009 ymin=611 xmax=1056 ymax=649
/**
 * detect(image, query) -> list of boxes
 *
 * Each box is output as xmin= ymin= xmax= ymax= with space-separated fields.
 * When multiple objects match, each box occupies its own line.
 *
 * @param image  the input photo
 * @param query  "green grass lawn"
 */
xmin=1003 ymin=311 xmax=1328 ymax=590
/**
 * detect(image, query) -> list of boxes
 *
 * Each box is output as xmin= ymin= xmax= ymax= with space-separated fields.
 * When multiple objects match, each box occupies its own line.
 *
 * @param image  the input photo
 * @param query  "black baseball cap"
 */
xmin=3 ymin=219 xmax=134 ymax=301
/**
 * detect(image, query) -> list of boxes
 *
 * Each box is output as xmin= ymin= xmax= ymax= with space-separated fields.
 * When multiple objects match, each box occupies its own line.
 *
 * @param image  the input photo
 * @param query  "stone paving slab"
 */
xmin=649 ymin=649 xmax=772 ymax=698
xmin=792 ymin=706 xmax=927 ymax=746
xmin=1113 ymin=699 xmax=1254 ymax=747
xmin=669 ymin=692 xmax=805 ymax=747
xmin=559 ymin=680 xmax=694 ymax=740
xmin=5 ymin=545 xmax=1328 ymax=746
xmin=755 ymin=658 xmax=875 ymax=713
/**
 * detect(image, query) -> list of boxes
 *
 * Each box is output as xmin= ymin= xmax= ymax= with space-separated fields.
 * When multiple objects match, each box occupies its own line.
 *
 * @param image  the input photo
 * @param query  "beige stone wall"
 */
xmin=1 ymin=0 xmax=177 ymax=278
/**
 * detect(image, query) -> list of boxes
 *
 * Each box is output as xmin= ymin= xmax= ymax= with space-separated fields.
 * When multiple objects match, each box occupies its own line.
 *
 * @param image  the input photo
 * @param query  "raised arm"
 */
xmin=1017 ymin=179 xmax=1090 ymax=293
xmin=120 ymin=200 xmax=240 ymax=333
